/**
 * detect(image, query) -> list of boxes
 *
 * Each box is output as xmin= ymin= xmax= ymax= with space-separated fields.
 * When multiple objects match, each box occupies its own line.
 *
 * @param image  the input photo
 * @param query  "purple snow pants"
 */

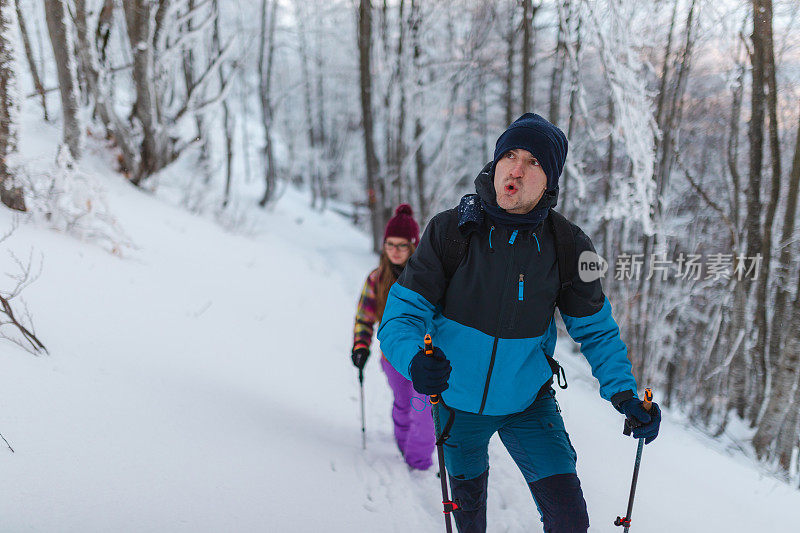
xmin=381 ymin=356 xmax=435 ymax=470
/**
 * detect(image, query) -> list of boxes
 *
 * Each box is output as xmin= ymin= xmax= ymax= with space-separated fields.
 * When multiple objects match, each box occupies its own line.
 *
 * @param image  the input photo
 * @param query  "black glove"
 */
xmin=408 ymin=346 xmax=451 ymax=396
xmin=351 ymin=346 xmax=369 ymax=370
xmin=618 ymin=398 xmax=661 ymax=444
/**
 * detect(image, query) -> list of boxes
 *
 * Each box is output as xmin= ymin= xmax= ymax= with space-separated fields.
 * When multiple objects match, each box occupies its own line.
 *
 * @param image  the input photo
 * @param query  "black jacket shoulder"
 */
xmin=557 ymin=220 xmax=606 ymax=318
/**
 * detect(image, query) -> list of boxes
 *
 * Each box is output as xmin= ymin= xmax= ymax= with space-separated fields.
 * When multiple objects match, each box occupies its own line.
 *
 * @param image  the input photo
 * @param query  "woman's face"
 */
xmin=384 ymin=237 xmax=412 ymax=266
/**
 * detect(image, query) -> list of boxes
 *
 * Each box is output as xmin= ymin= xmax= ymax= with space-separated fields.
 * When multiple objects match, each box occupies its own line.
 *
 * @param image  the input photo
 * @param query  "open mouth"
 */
xmin=505 ymin=183 xmax=517 ymax=194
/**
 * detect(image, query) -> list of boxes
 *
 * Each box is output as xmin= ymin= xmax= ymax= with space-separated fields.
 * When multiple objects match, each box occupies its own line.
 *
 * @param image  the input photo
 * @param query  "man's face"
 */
xmin=493 ymin=149 xmax=548 ymax=214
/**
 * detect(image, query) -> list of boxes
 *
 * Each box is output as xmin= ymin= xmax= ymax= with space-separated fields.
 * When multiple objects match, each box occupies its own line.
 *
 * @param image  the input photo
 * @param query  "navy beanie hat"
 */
xmin=492 ymin=113 xmax=569 ymax=190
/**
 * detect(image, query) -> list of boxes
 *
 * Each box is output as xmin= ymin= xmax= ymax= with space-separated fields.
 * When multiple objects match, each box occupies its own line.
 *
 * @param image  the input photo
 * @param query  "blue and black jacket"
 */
xmin=377 ymin=168 xmax=638 ymax=416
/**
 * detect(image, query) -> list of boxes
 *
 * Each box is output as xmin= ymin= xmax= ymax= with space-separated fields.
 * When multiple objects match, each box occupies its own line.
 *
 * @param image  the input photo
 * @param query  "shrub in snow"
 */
xmin=20 ymin=145 xmax=132 ymax=255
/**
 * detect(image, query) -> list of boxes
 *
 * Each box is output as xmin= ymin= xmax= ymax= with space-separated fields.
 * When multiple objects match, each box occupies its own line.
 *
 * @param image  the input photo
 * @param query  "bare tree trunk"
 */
xmin=314 ymin=13 xmax=330 ymax=209
xmin=775 ymin=379 xmax=800 ymax=472
xmin=655 ymin=0 xmax=696 ymax=210
xmin=95 ymin=0 xmax=114 ymax=64
xmin=410 ymin=0 xmax=426 ymax=220
xmin=751 ymin=0 xmax=781 ymax=421
xmin=561 ymin=1 xmax=581 ymax=215
xmin=182 ymin=0 xmax=210 ymax=175
xmin=729 ymin=0 xmax=770 ymax=419
xmin=258 ymin=0 xmax=278 ymax=207
xmin=125 ymin=0 xmax=167 ymax=184
xmin=654 ymin=0 xmax=679 ymax=132
xmin=394 ymin=0 xmax=407 ymax=207
xmin=601 ymin=95 xmax=615 ymax=263
xmin=295 ymin=2 xmax=320 ymax=209
xmin=753 ymin=109 xmax=800 ymax=458
xmin=14 ymin=0 xmax=46 ymax=120
xmin=44 ymin=0 xmax=82 ymax=159
xmin=548 ymin=0 xmax=566 ymax=125
xmin=521 ymin=0 xmax=532 ymax=112
xmin=503 ymin=0 xmax=515 ymax=125
xmin=210 ymin=0 xmax=233 ymax=208
xmin=358 ymin=0 xmax=383 ymax=252
xmin=0 ymin=0 xmax=24 ymax=211
xmin=72 ymin=0 xmax=139 ymax=178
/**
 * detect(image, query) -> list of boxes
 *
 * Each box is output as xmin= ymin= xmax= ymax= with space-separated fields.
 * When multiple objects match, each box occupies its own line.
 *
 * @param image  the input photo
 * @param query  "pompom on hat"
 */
xmin=384 ymin=204 xmax=420 ymax=245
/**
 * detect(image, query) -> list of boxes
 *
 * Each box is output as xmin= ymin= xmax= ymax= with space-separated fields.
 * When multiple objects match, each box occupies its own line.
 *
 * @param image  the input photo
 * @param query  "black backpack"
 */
xmin=439 ymin=208 xmax=575 ymax=389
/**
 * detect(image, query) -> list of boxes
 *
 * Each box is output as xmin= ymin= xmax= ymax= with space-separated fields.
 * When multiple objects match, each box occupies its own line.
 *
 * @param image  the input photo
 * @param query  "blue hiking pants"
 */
xmin=437 ymin=389 xmax=589 ymax=532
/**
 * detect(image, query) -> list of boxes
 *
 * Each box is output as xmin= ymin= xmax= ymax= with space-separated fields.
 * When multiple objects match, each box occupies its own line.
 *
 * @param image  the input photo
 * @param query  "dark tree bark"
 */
xmin=560 ymin=1 xmax=581 ymax=215
xmin=753 ymin=108 xmax=800 ymax=458
xmin=393 ymin=0 xmax=407 ymax=207
xmin=94 ymin=0 xmax=114 ymax=63
xmin=503 ymin=0 xmax=516 ymax=125
xmin=729 ymin=0 xmax=770 ymax=419
xmin=73 ymin=0 xmax=138 ymax=177
xmin=548 ymin=0 xmax=566 ymax=125
xmin=358 ymin=0 xmax=383 ymax=252
xmin=211 ymin=0 xmax=233 ymax=208
xmin=0 ymin=0 xmax=24 ymax=211
xmin=751 ymin=0 xmax=781 ymax=421
xmin=44 ymin=0 xmax=82 ymax=159
xmin=124 ymin=0 xmax=166 ymax=183
xmin=654 ymin=0 xmax=679 ymax=132
xmin=14 ymin=0 xmax=47 ymax=121
xmin=295 ymin=1 xmax=321 ymax=208
xmin=521 ymin=0 xmax=533 ymax=112
xmin=410 ymin=0 xmax=426 ymax=221
xmin=182 ymin=0 xmax=210 ymax=173
xmin=258 ymin=0 xmax=278 ymax=207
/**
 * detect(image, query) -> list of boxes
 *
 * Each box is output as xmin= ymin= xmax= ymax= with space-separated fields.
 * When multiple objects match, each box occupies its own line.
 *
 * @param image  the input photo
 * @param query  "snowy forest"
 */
xmin=1 ymin=0 xmax=800 ymax=527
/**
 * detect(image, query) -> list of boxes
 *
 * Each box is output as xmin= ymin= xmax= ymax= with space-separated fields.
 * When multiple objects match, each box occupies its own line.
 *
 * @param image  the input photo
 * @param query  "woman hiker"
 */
xmin=351 ymin=204 xmax=435 ymax=471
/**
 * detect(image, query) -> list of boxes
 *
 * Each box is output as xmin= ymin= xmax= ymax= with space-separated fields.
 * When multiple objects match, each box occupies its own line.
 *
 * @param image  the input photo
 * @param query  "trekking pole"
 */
xmin=358 ymin=368 xmax=366 ymax=450
xmin=425 ymin=334 xmax=458 ymax=533
xmin=614 ymin=388 xmax=653 ymax=532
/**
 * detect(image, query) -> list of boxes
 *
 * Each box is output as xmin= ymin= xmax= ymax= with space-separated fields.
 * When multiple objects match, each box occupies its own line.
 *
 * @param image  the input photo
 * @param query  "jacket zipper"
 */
xmin=478 ymin=228 xmax=516 ymax=415
xmin=478 ymin=337 xmax=499 ymax=414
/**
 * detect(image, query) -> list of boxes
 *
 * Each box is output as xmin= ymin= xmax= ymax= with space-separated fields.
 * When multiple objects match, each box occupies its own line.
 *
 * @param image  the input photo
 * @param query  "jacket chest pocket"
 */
xmin=503 ymin=258 xmax=559 ymax=334
xmin=503 ymin=271 xmax=526 ymax=330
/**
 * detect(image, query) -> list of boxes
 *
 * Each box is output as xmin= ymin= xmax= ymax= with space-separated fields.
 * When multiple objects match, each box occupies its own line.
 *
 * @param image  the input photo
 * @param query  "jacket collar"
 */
xmin=458 ymin=162 xmax=558 ymax=232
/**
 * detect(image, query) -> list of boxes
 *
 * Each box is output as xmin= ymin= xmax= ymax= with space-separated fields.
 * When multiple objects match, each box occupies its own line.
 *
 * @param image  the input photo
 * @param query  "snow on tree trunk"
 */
xmin=72 ymin=0 xmax=139 ymax=178
xmin=583 ymin=0 xmax=657 ymax=235
xmin=44 ymin=0 xmax=82 ymax=160
xmin=258 ymin=0 xmax=278 ymax=207
xmin=753 ymin=111 xmax=800 ymax=460
xmin=358 ymin=0 xmax=383 ymax=252
xmin=124 ymin=0 xmax=167 ymax=184
xmin=0 ymin=0 xmax=24 ymax=211
xmin=14 ymin=0 xmax=47 ymax=121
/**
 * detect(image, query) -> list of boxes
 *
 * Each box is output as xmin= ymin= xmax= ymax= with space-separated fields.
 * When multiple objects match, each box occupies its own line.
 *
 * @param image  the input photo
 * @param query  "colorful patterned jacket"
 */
xmin=353 ymin=269 xmax=381 ymax=353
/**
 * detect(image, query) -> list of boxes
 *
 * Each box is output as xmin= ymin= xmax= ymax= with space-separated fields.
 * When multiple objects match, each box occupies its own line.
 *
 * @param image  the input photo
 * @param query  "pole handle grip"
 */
xmin=424 ymin=334 xmax=441 ymax=404
xmin=643 ymin=388 xmax=653 ymax=411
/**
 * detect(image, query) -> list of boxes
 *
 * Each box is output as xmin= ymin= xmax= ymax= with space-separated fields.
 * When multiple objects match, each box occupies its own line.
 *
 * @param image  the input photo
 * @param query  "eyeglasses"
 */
xmin=384 ymin=242 xmax=411 ymax=251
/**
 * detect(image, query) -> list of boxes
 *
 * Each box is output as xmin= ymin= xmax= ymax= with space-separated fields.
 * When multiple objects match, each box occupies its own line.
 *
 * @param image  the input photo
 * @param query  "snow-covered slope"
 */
xmin=1 ymin=123 xmax=799 ymax=532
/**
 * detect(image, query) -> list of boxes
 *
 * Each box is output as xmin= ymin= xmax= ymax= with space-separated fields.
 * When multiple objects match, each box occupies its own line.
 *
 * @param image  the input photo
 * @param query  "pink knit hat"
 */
xmin=384 ymin=204 xmax=420 ymax=245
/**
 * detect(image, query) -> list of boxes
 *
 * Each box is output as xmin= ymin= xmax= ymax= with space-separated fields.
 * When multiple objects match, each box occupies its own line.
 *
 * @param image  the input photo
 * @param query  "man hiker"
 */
xmin=377 ymin=113 xmax=661 ymax=532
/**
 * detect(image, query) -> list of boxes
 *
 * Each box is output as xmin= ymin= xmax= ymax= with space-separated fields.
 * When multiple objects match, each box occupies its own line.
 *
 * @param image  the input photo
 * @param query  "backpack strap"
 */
xmin=548 ymin=209 xmax=576 ymax=303
xmin=547 ymin=209 xmax=575 ymax=390
xmin=442 ymin=208 xmax=469 ymax=280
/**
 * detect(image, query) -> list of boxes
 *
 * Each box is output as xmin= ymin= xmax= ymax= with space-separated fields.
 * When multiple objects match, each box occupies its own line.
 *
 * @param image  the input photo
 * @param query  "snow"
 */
xmin=1 ymin=114 xmax=800 ymax=532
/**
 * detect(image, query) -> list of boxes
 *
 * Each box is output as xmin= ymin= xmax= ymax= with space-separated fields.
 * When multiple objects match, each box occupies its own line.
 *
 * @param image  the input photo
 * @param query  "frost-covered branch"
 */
xmin=172 ymin=37 xmax=234 ymax=122
xmin=0 ymin=226 xmax=47 ymax=355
